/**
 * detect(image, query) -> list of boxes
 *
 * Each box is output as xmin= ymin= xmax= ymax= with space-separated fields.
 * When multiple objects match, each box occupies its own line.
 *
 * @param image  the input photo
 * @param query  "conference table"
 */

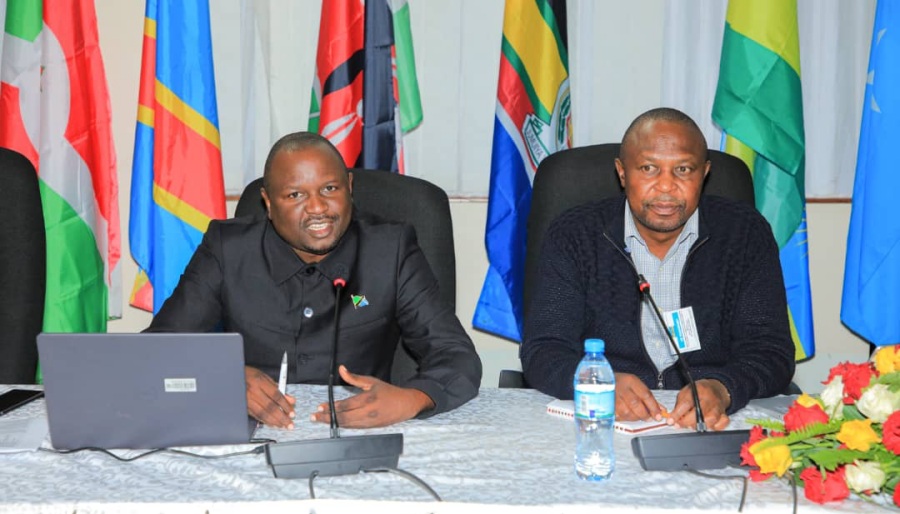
xmin=0 ymin=384 xmax=892 ymax=513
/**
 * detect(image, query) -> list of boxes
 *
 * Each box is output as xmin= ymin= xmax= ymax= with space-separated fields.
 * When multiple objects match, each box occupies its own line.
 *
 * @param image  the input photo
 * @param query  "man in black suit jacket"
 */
xmin=148 ymin=132 xmax=481 ymax=429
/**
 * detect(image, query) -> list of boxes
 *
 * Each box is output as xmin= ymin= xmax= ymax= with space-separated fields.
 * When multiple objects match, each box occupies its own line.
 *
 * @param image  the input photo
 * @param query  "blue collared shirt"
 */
xmin=624 ymin=204 xmax=699 ymax=378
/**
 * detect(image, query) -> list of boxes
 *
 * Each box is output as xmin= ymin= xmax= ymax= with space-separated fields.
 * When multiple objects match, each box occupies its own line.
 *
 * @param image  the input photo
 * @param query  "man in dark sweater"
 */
xmin=521 ymin=108 xmax=794 ymax=431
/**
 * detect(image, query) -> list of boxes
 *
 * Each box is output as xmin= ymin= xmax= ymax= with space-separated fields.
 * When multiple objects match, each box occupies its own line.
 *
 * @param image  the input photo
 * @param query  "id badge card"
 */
xmin=662 ymin=306 xmax=701 ymax=354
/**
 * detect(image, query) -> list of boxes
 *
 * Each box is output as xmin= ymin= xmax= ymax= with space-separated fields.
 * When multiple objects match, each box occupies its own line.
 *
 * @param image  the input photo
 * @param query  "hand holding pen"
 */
xmin=243 ymin=359 xmax=295 ymax=429
xmin=278 ymin=351 xmax=288 ymax=395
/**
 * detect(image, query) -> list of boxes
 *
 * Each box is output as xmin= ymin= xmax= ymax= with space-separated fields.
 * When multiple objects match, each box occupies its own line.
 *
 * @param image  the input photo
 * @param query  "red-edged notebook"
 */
xmin=546 ymin=399 xmax=670 ymax=434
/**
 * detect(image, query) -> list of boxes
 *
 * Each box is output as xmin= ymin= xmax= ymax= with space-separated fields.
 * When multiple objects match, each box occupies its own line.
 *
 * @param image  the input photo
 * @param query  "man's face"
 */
xmin=261 ymin=147 xmax=353 ymax=263
xmin=615 ymin=120 xmax=710 ymax=239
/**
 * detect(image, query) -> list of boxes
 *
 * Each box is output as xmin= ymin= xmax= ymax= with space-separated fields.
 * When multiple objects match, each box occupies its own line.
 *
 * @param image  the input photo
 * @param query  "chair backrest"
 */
xmin=235 ymin=169 xmax=456 ymax=384
xmin=0 ymin=147 xmax=46 ymax=384
xmin=523 ymin=143 xmax=753 ymax=317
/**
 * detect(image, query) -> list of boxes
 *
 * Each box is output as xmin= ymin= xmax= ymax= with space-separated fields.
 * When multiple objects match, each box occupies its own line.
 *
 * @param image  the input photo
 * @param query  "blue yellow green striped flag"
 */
xmin=712 ymin=0 xmax=814 ymax=360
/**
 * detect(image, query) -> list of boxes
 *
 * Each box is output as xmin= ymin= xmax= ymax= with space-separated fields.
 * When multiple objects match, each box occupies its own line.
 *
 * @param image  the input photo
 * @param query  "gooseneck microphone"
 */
xmin=630 ymin=275 xmax=750 ymax=471
xmin=264 ymin=272 xmax=403 ymax=479
xmin=328 ymin=276 xmax=346 ymax=439
xmin=636 ymin=275 xmax=706 ymax=432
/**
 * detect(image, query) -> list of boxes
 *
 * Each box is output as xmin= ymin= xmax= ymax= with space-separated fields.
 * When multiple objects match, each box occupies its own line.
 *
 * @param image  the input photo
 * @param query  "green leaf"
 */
xmin=808 ymin=448 xmax=869 ymax=470
xmin=842 ymin=404 xmax=865 ymax=420
xmin=751 ymin=421 xmax=842 ymax=451
xmin=872 ymin=372 xmax=900 ymax=392
xmin=747 ymin=418 xmax=785 ymax=432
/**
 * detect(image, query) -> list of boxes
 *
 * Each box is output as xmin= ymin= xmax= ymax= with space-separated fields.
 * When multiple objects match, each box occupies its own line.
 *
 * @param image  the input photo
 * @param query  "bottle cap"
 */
xmin=584 ymin=338 xmax=605 ymax=353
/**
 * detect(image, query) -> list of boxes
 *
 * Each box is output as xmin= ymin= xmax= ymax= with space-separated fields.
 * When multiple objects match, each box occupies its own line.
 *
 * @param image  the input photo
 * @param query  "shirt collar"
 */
xmin=263 ymin=219 xmax=358 ymax=284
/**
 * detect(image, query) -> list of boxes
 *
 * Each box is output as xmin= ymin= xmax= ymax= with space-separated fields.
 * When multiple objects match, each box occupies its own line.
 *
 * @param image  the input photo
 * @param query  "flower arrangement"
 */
xmin=741 ymin=345 xmax=900 ymax=506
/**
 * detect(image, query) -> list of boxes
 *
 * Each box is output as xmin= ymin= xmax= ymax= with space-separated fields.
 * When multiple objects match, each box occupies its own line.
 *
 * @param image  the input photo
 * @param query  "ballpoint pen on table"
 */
xmin=278 ymin=351 xmax=287 ymax=395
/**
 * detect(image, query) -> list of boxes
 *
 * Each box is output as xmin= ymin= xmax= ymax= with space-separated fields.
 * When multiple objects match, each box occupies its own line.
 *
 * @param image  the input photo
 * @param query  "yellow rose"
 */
xmin=749 ymin=442 xmax=792 ymax=477
xmin=836 ymin=419 xmax=881 ymax=451
xmin=796 ymin=393 xmax=820 ymax=408
xmin=873 ymin=345 xmax=900 ymax=374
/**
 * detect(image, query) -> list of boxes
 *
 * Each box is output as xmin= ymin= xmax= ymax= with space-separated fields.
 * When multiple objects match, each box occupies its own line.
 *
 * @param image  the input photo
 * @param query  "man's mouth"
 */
xmin=304 ymin=217 xmax=337 ymax=236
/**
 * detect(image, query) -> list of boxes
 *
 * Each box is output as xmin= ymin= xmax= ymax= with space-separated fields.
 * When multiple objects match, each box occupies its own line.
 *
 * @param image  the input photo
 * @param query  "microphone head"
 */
xmin=637 ymin=274 xmax=650 ymax=294
xmin=333 ymin=277 xmax=346 ymax=288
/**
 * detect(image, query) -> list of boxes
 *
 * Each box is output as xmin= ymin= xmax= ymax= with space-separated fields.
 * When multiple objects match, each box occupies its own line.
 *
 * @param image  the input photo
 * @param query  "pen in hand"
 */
xmin=278 ymin=351 xmax=288 ymax=395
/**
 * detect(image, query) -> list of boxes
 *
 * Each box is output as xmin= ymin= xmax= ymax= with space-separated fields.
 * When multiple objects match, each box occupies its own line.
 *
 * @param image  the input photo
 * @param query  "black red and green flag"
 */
xmin=309 ymin=0 xmax=422 ymax=173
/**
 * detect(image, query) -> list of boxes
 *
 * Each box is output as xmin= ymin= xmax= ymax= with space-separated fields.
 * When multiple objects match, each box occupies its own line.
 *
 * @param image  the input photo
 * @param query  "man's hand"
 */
xmin=310 ymin=365 xmax=435 ymax=428
xmin=245 ymin=365 xmax=296 ymax=429
xmin=614 ymin=372 xmax=665 ymax=421
xmin=668 ymin=379 xmax=731 ymax=431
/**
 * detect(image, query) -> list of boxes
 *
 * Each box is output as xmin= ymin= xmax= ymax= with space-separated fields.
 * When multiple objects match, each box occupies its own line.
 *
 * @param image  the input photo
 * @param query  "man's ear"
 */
xmin=703 ymin=160 xmax=711 ymax=180
xmin=260 ymin=187 xmax=272 ymax=220
xmin=614 ymin=158 xmax=626 ymax=188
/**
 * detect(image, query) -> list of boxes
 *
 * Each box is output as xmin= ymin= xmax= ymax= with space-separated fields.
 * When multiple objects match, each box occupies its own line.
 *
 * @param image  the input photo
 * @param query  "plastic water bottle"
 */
xmin=573 ymin=338 xmax=615 ymax=481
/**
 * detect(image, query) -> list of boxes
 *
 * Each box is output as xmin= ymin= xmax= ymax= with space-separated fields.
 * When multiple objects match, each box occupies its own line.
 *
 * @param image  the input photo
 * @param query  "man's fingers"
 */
xmin=248 ymin=394 xmax=294 ymax=429
xmin=622 ymin=395 xmax=652 ymax=420
xmin=311 ymin=392 xmax=379 ymax=426
xmin=328 ymin=392 xmax=376 ymax=414
xmin=244 ymin=366 xmax=295 ymax=428
xmin=338 ymin=365 xmax=375 ymax=390
xmin=670 ymin=382 xmax=732 ymax=430
xmin=669 ymin=389 xmax=697 ymax=427
xmin=712 ymin=414 xmax=731 ymax=431
xmin=614 ymin=373 xmax=662 ymax=421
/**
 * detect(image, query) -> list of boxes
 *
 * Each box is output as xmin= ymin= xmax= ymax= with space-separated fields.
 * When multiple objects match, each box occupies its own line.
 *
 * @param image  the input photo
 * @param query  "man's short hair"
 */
xmin=262 ymin=132 xmax=347 ymax=191
xmin=619 ymin=107 xmax=707 ymax=160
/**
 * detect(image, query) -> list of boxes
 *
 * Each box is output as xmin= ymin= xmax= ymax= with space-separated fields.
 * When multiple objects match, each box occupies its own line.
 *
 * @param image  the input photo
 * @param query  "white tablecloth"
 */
xmin=0 ymin=385 xmax=892 ymax=513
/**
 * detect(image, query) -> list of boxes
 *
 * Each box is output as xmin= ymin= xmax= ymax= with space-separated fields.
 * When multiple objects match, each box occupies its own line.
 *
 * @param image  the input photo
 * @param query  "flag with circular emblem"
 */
xmin=0 ymin=0 xmax=122 ymax=350
xmin=474 ymin=0 xmax=572 ymax=342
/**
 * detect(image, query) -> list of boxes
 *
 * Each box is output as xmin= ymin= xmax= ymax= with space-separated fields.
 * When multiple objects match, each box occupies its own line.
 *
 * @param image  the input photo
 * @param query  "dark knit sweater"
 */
xmin=521 ymin=195 xmax=795 ymax=414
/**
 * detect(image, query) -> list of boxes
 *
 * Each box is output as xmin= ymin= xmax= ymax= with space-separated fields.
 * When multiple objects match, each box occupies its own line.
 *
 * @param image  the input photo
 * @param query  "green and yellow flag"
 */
xmin=712 ymin=0 xmax=814 ymax=360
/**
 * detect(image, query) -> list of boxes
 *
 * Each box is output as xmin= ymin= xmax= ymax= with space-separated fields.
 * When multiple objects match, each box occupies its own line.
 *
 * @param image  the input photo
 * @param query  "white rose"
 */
xmin=820 ymin=376 xmax=844 ymax=420
xmin=845 ymin=460 xmax=885 ymax=493
xmin=856 ymin=383 xmax=900 ymax=423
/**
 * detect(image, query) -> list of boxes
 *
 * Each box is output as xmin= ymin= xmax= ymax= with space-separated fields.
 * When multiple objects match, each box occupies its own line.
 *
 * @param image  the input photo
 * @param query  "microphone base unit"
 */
xmin=266 ymin=433 xmax=403 ymax=479
xmin=631 ymin=429 xmax=750 ymax=471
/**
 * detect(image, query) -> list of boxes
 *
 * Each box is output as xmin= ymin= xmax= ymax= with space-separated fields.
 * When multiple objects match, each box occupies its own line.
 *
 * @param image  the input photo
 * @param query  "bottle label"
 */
xmin=574 ymin=383 xmax=615 ymax=420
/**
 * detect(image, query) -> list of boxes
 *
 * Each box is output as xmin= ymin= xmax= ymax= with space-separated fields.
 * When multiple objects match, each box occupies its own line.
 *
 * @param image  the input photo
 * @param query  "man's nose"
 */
xmin=655 ymin=169 xmax=677 ymax=191
xmin=305 ymin=193 xmax=327 ymax=213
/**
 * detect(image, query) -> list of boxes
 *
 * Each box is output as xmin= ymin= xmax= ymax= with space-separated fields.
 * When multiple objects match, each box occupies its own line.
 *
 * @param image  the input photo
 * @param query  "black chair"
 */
xmin=235 ymin=169 xmax=456 ymax=384
xmin=0 ymin=147 xmax=46 ymax=384
xmin=523 ymin=144 xmax=754 ymax=315
xmin=500 ymin=143 xmax=754 ymax=389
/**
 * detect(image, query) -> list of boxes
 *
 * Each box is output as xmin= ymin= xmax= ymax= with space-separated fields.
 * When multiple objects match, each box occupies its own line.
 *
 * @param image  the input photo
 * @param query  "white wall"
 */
xmin=98 ymin=0 xmax=871 ymax=392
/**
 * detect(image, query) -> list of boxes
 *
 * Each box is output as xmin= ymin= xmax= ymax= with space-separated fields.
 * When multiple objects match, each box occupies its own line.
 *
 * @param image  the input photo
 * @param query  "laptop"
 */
xmin=37 ymin=332 xmax=258 ymax=450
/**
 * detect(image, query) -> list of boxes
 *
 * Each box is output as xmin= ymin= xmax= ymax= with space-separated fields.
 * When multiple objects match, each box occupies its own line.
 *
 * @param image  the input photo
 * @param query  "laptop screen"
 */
xmin=37 ymin=332 xmax=254 ymax=449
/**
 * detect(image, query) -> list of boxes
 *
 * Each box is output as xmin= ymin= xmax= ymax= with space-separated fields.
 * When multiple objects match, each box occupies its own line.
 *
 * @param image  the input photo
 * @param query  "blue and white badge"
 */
xmin=662 ymin=306 xmax=702 ymax=354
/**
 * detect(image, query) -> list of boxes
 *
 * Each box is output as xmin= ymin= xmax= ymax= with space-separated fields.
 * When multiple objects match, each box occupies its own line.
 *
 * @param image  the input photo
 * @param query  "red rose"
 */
xmin=800 ymin=466 xmax=850 ymax=504
xmin=884 ymin=410 xmax=900 ymax=455
xmin=824 ymin=362 xmax=852 ymax=384
xmin=826 ymin=362 xmax=877 ymax=402
xmin=784 ymin=403 xmax=830 ymax=432
xmin=740 ymin=426 xmax=766 ymax=467
xmin=895 ymin=483 xmax=900 ymax=507
xmin=749 ymin=469 xmax=772 ymax=482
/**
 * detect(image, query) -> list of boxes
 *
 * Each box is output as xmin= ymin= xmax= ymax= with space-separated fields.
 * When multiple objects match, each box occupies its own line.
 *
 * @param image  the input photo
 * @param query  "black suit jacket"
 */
xmin=148 ymin=214 xmax=482 ymax=417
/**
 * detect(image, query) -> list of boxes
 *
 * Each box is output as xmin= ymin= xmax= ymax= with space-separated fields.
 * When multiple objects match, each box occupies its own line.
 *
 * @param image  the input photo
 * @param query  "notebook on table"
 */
xmin=37 ymin=332 xmax=257 ymax=450
xmin=546 ymin=399 xmax=672 ymax=434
